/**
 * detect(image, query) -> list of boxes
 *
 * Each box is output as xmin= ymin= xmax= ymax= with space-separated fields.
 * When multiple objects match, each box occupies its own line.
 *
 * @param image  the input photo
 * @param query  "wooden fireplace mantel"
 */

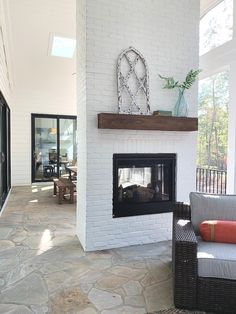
xmin=98 ymin=113 xmax=198 ymax=132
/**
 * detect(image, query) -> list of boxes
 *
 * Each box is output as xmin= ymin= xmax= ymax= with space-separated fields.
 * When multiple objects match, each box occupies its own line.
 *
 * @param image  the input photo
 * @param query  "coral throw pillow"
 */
xmin=200 ymin=220 xmax=236 ymax=244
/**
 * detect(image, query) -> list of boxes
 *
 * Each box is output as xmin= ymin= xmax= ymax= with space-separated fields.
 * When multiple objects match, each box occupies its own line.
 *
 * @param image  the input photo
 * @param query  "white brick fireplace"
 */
xmin=77 ymin=0 xmax=199 ymax=251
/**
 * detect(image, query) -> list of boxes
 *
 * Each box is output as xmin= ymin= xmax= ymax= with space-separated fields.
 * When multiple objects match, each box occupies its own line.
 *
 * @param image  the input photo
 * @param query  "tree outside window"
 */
xmin=197 ymin=71 xmax=229 ymax=171
xmin=200 ymin=0 xmax=233 ymax=56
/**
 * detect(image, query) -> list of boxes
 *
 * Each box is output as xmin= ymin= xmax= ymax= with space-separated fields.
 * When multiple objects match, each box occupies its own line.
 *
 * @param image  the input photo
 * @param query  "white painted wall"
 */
xmin=11 ymin=88 xmax=76 ymax=186
xmin=77 ymin=0 xmax=200 ymax=251
xmin=0 ymin=0 xmax=11 ymax=104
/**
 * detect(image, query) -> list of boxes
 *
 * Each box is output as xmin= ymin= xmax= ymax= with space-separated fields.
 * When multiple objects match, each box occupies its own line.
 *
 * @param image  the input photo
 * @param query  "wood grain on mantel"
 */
xmin=98 ymin=113 xmax=198 ymax=131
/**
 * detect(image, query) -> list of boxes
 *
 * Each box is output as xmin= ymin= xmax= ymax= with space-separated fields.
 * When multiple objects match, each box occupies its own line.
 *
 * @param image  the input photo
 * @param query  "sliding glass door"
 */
xmin=32 ymin=114 xmax=77 ymax=182
xmin=32 ymin=116 xmax=58 ymax=181
xmin=0 ymin=92 xmax=11 ymax=211
xmin=0 ymin=103 xmax=3 ymax=209
xmin=59 ymin=118 xmax=77 ymax=177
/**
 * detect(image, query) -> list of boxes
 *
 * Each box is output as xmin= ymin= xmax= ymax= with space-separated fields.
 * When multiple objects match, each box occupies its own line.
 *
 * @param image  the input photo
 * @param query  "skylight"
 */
xmin=51 ymin=36 xmax=76 ymax=59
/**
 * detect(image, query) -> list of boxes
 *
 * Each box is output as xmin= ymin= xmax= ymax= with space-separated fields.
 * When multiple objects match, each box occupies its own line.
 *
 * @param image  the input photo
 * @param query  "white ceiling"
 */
xmin=3 ymin=0 xmax=209 ymax=106
xmin=4 ymin=0 xmax=76 ymax=103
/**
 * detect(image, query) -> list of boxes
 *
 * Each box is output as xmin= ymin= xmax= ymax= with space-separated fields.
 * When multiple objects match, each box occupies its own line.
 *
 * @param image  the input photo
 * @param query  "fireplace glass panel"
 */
xmin=113 ymin=154 xmax=176 ymax=218
xmin=118 ymin=165 xmax=169 ymax=204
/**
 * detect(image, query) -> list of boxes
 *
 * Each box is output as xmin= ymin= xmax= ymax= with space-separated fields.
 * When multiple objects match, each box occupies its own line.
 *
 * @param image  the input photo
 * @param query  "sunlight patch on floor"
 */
xmin=37 ymin=229 xmax=53 ymax=255
xmin=41 ymin=186 xmax=53 ymax=191
xmin=29 ymin=199 xmax=38 ymax=203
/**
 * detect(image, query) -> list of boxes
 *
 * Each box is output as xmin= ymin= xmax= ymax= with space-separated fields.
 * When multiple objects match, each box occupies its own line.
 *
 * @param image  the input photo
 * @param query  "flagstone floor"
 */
xmin=0 ymin=185 xmax=173 ymax=314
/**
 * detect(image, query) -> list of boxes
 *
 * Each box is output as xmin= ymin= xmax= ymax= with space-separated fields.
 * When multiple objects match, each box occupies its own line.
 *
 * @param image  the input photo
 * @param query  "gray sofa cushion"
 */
xmin=197 ymin=237 xmax=236 ymax=280
xmin=190 ymin=192 xmax=236 ymax=233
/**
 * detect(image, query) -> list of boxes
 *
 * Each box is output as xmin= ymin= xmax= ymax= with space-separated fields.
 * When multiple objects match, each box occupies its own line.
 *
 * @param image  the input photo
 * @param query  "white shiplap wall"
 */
xmin=0 ymin=0 xmax=11 ymax=104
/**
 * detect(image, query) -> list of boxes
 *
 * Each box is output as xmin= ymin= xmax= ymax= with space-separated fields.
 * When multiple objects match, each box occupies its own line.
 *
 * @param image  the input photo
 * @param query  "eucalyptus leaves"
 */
xmin=159 ymin=69 xmax=202 ymax=90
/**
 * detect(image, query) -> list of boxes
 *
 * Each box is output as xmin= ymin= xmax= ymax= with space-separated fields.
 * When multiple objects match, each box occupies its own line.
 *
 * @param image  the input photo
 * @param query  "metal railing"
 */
xmin=196 ymin=167 xmax=227 ymax=194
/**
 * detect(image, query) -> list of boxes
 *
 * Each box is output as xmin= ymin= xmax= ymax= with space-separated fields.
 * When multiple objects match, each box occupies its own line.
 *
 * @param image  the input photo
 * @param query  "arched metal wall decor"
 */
xmin=117 ymin=47 xmax=151 ymax=115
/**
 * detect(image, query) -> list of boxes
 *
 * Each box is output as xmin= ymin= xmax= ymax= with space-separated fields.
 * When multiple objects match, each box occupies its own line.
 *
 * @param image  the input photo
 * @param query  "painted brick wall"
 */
xmin=77 ymin=0 xmax=200 ymax=251
xmin=76 ymin=0 xmax=87 ymax=248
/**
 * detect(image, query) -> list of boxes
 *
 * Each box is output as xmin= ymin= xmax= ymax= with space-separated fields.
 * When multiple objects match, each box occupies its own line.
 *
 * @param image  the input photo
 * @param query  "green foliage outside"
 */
xmin=197 ymin=71 xmax=229 ymax=170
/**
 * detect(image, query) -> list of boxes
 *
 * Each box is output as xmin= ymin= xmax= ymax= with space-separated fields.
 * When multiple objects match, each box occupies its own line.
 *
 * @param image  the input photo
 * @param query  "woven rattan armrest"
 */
xmin=173 ymin=217 xmax=198 ymax=309
xmin=173 ymin=202 xmax=191 ymax=220
xmin=174 ymin=218 xmax=197 ymax=243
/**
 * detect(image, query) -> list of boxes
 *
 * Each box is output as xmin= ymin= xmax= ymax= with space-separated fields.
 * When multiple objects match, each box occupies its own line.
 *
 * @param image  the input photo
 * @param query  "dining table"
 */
xmin=66 ymin=165 xmax=77 ymax=180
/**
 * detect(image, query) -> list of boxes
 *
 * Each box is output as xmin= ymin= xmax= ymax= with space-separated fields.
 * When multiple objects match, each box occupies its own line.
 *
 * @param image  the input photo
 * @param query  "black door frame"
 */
xmin=0 ymin=90 xmax=11 ymax=211
xmin=31 ymin=113 xmax=77 ymax=183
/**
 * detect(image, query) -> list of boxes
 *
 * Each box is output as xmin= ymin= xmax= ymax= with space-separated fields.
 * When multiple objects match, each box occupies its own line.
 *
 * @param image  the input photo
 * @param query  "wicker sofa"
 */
xmin=173 ymin=192 xmax=236 ymax=313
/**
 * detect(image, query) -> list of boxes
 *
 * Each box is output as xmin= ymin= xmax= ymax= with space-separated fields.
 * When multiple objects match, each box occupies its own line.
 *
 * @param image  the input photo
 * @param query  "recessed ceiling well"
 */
xmin=50 ymin=35 xmax=76 ymax=59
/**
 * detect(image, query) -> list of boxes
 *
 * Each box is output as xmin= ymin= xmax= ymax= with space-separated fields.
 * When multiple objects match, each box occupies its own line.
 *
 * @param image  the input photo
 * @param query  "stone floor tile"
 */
xmin=0 ymin=252 xmax=19 ymax=275
xmin=18 ymin=247 xmax=39 ymax=263
xmin=0 ymin=278 xmax=5 ymax=288
xmin=112 ymin=257 xmax=147 ymax=269
xmin=87 ymin=250 xmax=113 ymax=260
xmin=96 ymin=273 xmax=128 ymax=290
xmin=45 ymin=270 xmax=68 ymax=294
xmin=78 ymin=270 xmax=104 ymax=284
xmin=51 ymin=235 xmax=80 ymax=247
xmin=49 ymin=286 xmax=91 ymax=313
xmin=0 ymin=227 xmax=13 ymax=239
xmin=115 ymin=241 xmax=171 ymax=259
xmin=113 ymin=287 xmax=126 ymax=297
xmin=144 ymin=279 xmax=173 ymax=312
xmin=101 ymin=306 xmax=146 ymax=314
xmin=88 ymin=288 xmax=123 ymax=311
xmin=108 ymin=265 xmax=147 ymax=280
xmin=39 ymin=261 xmax=75 ymax=275
xmin=78 ymin=307 xmax=98 ymax=314
xmin=124 ymin=295 xmax=146 ymax=307
xmin=79 ymin=283 xmax=93 ymax=294
xmin=24 ymin=224 xmax=56 ymax=234
xmin=0 ymin=185 xmax=174 ymax=313
xmin=30 ymin=304 xmax=48 ymax=314
xmin=84 ymin=256 xmax=112 ymax=271
xmin=0 ymin=273 xmax=48 ymax=305
xmin=141 ymin=259 xmax=171 ymax=287
xmin=0 ymin=304 xmax=33 ymax=314
xmin=5 ymin=261 xmax=39 ymax=286
xmin=0 ymin=240 xmax=15 ymax=251
xmin=11 ymin=229 xmax=28 ymax=244
xmin=123 ymin=280 xmax=143 ymax=295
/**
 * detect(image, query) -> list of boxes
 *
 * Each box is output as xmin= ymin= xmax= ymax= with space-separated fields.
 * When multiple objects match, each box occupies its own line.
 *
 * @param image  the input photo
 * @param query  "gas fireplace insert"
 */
xmin=113 ymin=154 xmax=176 ymax=218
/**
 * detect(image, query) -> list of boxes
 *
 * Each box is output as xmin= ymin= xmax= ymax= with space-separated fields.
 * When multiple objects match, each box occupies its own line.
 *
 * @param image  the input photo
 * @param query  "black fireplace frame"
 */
xmin=113 ymin=153 xmax=176 ymax=218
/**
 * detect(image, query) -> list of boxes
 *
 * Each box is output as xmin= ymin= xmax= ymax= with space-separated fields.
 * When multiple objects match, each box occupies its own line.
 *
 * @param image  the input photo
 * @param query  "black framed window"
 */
xmin=31 ymin=114 xmax=77 ymax=182
xmin=0 ymin=91 xmax=11 ymax=211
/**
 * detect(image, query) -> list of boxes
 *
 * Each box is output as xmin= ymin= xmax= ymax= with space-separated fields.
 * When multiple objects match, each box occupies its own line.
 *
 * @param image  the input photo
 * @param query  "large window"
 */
xmin=197 ymin=71 xmax=229 ymax=170
xmin=200 ymin=0 xmax=233 ymax=56
xmin=32 ymin=114 xmax=77 ymax=182
xmin=0 ymin=91 xmax=10 ymax=211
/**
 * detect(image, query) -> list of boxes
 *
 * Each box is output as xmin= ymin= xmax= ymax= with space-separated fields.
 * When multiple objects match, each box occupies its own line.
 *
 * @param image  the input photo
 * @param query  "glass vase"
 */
xmin=173 ymin=88 xmax=188 ymax=117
